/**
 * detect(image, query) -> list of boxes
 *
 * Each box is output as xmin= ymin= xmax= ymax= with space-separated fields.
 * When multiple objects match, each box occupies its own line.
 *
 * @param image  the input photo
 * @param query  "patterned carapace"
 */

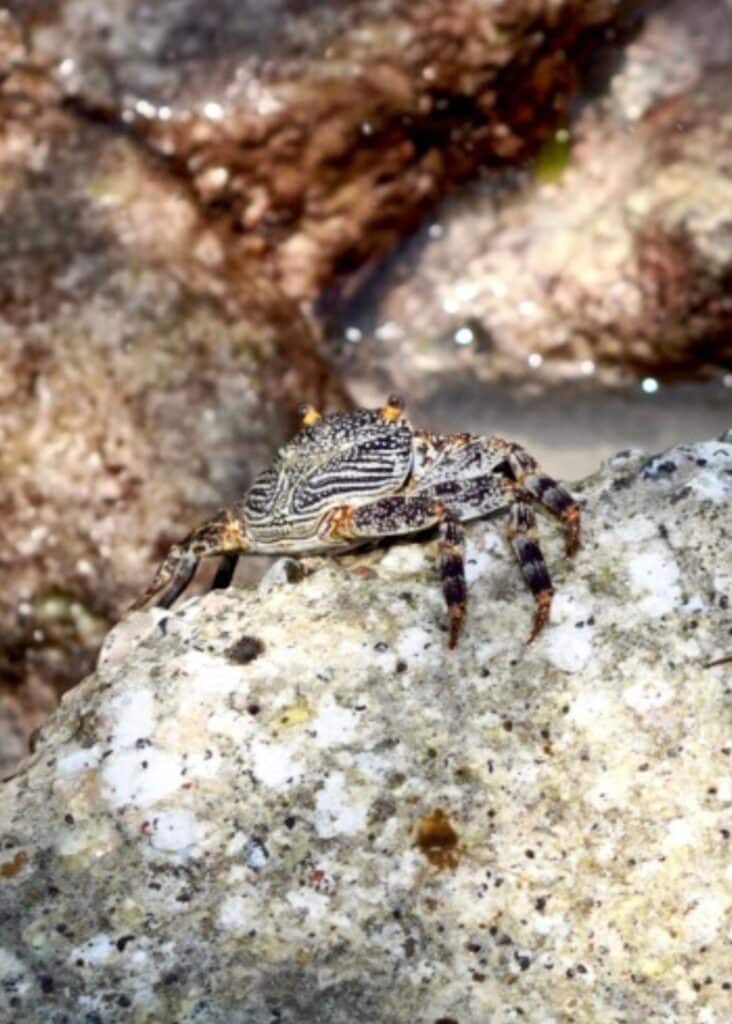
xmin=133 ymin=397 xmax=580 ymax=647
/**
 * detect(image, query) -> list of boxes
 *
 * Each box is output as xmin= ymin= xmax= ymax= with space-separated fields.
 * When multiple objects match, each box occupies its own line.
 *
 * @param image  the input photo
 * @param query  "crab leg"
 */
xmin=323 ymin=495 xmax=467 ymax=648
xmin=505 ymin=445 xmax=580 ymax=556
xmin=210 ymin=553 xmax=240 ymax=591
xmin=438 ymin=513 xmax=466 ymax=649
xmin=506 ymin=498 xmax=554 ymax=642
xmin=131 ymin=510 xmax=248 ymax=610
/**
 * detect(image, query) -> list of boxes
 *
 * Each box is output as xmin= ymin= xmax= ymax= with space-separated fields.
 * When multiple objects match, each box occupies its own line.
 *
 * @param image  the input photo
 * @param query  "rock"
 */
xmin=1 ymin=431 xmax=730 ymax=1022
xmin=15 ymin=0 xmax=635 ymax=301
xmin=334 ymin=0 xmax=732 ymax=393
xmin=0 ymin=43 xmax=345 ymax=764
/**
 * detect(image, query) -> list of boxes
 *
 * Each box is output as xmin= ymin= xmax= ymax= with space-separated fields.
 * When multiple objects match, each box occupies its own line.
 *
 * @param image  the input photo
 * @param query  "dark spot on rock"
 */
xmin=64 ymin=813 xmax=74 ymax=826
xmin=416 ymin=808 xmax=459 ymax=869
xmin=117 ymin=994 xmax=131 ymax=1007
xmin=434 ymin=1017 xmax=459 ymax=1023
xmin=162 ymin=971 xmax=179 ymax=986
xmin=227 ymin=635 xmax=265 ymax=664
xmin=395 ymin=659 xmax=408 ymax=673
xmin=40 ymin=976 xmax=54 ymax=993
xmin=284 ymin=816 xmax=296 ymax=829
xmin=535 ymin=896 xmax=547 ymax=911
xmin=116 ymin=934 xmax=135 ymax=951
xmin=247 ymin=703 xmax=261 ymax=716
xmin=374 ymin=641 xmax=389 ymax=652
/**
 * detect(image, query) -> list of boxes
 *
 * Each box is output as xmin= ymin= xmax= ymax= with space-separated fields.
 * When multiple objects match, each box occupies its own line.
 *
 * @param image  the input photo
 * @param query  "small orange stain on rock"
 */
xmin=1 ymin=850 xmax=28 ymax=878
xmin=416 ymin=808 xmax=459 ymax=869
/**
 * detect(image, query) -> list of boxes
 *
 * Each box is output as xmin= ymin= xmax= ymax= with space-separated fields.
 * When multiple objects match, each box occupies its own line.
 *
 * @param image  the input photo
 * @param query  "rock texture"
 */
xmin=1 ymin=432 xmax=731 ymax=1023
xmin=0 ymin=22 xmax=345 ymax=767
xmin=15 ymin=0 xmax=637 ymax=301
xmin=336 ymin=0 xmax=732 ymax=397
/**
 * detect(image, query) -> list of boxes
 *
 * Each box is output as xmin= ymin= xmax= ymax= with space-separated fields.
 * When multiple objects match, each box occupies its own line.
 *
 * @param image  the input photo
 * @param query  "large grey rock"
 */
xmin=1 ymin=432 xmax=731 ymax=1023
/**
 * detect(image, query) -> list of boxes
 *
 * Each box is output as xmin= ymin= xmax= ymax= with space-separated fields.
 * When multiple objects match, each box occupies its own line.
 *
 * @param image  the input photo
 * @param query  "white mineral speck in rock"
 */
xmin=56 ymin=745 xmax=101 ymax=777
xmin=688 ymin=469 xmax=732 ymax=503
xmin=663 ymin=817 xmax=698 ymax=851
xmin=622 ymin=676 xmax=674 ymax=713
xmin=108 ymin=688 xmax=155 ymax=746
xmin=627 ymin=543 xmax=680 ymax=616
xmin=150 ymin=810 xmax=200 ymax=852
xmin=70 ymin=934 xmax=114 ymax=965
xmin=544 ymin=590 xmax=594 ymax=673
xmin=250 ymin=737 xmax=302 ymax=788
xmin=545 ymin=622 xmax=593 ymax=673
xmin=101 ymin=748 xmax=182 ymax=808
xmin=396 ymin=626 xmax=435 ymax=662
xmin=312 ymin=695 xmax=359 ymax=748
xmin=315 ymin=772 xmax=368 ymax=837
xmin=218 ymin=895 xmax=257 ymax=934
xmin=684 ymin=890 xmax=730 ymax=945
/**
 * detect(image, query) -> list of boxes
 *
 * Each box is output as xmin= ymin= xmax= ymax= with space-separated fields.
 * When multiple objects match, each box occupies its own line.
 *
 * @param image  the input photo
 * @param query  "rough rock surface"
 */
xmin=1 ymin=432 xmax=731 ymax=1023
xmin=0 ymin=28 xmax=345 ymax=769
xmin=14 ymin=0 xmax=637 ymax=300
xmin=335 ymin=0 xmax=732 ymax=395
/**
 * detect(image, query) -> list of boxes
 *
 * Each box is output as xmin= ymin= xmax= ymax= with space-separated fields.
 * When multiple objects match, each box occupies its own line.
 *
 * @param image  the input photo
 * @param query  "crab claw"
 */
xmin=130 ymin=543 xmax=198 ymax=611
xmin=130 ymin=511 xmax=250 ymax=612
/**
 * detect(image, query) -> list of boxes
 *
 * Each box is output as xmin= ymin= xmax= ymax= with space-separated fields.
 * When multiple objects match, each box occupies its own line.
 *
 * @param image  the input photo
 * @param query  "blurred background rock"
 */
xmin=1 ymin=0 xmax=730 ymax=773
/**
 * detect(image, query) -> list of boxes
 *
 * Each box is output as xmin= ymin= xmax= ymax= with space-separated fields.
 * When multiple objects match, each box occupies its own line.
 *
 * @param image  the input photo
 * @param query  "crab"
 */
xmin=133 ymin=397 xmax=580 ymax=647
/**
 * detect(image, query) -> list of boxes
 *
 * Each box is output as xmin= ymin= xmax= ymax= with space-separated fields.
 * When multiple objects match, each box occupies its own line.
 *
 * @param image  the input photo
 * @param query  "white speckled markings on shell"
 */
xmin=0 ymin=432 xmax=731 ymax=1023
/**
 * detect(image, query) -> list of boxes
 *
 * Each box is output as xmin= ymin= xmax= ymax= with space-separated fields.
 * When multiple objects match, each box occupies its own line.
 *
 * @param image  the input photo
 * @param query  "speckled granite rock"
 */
xmin=1 ymin=431 xmax=730 ymax=1022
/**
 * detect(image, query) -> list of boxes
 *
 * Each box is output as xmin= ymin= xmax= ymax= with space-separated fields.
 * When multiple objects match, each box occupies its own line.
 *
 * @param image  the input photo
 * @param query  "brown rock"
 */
xmin=15 ymin=0 xmax=639 ymax=300
xmin=333 ymin=0 xmax=732 ymax=402
xmin=0 ymin=41 xmax=344 ymax=771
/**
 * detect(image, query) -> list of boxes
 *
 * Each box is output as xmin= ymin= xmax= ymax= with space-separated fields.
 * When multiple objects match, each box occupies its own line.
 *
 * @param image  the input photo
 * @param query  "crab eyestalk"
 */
xmin=380 ymin=394 xmax=404 ymax=423
xmin=298 ymin=403 xmax=322 ymax=427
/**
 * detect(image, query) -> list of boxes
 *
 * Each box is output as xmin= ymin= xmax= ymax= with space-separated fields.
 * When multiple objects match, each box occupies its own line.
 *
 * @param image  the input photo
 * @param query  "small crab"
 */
xmin=133 ymin=397 xmax=580 ymax=647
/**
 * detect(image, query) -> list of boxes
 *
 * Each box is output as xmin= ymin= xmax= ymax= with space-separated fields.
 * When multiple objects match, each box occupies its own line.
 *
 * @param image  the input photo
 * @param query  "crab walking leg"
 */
xmin=438 ymin=513 xmax=467 ymax=649
xmin=210 ymin=553 xmax=239 ymax=591
xmin=506 ymin=497 xmax=554 ymax=642
xmin=322 ymin=495 xmax=468 ymax=647
xmin=505 ymin=444 xmax=581 ymax=556
xmin=131 ymin=510 xmax=248 ymax=610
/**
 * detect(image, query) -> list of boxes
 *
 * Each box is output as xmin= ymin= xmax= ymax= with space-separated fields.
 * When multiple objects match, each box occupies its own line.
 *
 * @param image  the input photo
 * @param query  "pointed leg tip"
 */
xmin=562 ymin=505 xmax=581 ymax=557
xmin=527 ymin=588 xmax=553 ymax=643
xmin=447 ymin=608 xmax=465 ymax=650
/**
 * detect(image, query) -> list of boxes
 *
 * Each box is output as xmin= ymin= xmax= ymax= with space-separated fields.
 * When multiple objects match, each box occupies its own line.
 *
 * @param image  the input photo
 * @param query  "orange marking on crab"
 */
xmin=528 ymin=587 xmax=553 ymax=643
xmin=323 ymin=505 xmax=357 ymax=542
xmin=380 ymin=394 xmax=403 ymax=423
xmin=561 ymin=503 xmax=581 ymax=557
xmin=299 ymin=404 xmax=322 ymax=427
